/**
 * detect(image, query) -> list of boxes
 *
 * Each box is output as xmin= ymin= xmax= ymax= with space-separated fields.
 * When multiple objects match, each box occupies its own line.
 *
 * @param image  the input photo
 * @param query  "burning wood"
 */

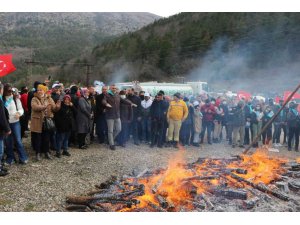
xmin=229 ymin=173 xmax=290 ymax=201
xmin=155 ymin=194 xmax=168 ymax=209
xmin=65 ymin=148 xmax=300 ymax=212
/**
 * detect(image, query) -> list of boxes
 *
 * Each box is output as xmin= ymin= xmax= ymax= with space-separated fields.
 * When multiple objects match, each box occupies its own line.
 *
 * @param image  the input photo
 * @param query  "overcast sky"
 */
xmin=4 ymin=0 xmax=300 ymax=15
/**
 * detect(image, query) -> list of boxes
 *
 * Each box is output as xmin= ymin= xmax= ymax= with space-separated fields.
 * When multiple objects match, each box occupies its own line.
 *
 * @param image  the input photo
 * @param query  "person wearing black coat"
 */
xmin=116 ymin=90 xmax=133 ymax=147
xmin=69 ymin=85 xmax=79 ymax=146
xmin=150 ymin=93 xmax=169 ymax=148
xmin=219 ymin=99 xmax=229 ymax=141
xmin=54 ymin=95 xmax=75 ymax=157
xmin=127 ymin=88 xmax=142 ymax=145
xmin=287 ymin=101 xmax=300 ymax=151
xmin=0 ymin=83 xmax=11 ymax=176
xmin=244 ymin=101 xmax=253 ymax=145
xmin=95 ymin=86 xmax=108 ymax=144
xmin=273 ymin=100 xmax=288 ymax=145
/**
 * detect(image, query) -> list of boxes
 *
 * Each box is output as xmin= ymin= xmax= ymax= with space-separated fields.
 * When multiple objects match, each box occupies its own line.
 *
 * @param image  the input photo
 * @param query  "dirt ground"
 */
xmin=0 ymin=136 xmax=299 ymax=212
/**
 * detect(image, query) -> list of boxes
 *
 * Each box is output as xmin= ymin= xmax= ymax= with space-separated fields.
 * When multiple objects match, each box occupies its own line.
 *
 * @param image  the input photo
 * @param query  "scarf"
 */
xmin=4 ymin=96 xmax=14 ymax=108
xmin=108 ymin=90 xmax=114 ymax=96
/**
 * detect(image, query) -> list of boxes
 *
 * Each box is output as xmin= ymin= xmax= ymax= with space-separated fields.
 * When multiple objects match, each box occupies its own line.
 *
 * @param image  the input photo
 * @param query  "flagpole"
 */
xmin=243 ymin=82 xmax=300 ymax=155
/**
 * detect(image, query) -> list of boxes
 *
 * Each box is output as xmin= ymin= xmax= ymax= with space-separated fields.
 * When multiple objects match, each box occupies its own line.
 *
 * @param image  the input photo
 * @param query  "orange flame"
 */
xmin=121 ymin=146 xmax=289 ymax=211
xmin=227 ymin=148 xmax=288 ymax=184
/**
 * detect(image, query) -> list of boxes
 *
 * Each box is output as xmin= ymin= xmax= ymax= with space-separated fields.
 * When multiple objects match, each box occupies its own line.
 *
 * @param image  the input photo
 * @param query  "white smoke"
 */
xmin=188 ymin=27 xmax=300 ymax=95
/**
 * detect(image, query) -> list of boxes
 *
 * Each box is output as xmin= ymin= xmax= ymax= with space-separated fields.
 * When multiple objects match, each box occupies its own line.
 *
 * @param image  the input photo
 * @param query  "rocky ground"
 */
xmin=0 ymin=137 xmax=299 ymax=212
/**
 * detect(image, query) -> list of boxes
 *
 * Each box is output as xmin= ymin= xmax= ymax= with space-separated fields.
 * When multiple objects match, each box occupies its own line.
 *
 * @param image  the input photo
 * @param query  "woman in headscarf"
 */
xmin=31 ymin=84 xmax=61 ymax=161
xmin=76 ymin=88 xmax=92 ymax=149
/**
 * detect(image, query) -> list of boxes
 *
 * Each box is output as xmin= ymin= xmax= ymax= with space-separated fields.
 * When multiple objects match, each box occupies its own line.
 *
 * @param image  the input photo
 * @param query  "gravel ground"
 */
xmin=0 ymin=137 xmax=299 ymax=212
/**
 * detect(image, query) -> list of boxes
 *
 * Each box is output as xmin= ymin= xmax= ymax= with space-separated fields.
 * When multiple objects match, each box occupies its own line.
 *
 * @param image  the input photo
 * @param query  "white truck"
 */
xmin=115 ymin=81 xmax=208 ymax=96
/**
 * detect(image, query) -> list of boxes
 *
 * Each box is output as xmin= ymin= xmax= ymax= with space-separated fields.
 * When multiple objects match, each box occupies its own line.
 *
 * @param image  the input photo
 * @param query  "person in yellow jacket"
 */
xmin=166 ymin=92 xmax=188 ymax=147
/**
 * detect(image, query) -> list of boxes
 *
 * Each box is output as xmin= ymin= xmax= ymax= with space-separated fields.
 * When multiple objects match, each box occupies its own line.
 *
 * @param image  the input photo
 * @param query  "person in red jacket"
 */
xmin=200 ymin=99 xmax=216 ymax=144
xmin=20 ymin=86 xmax=29 ymax=138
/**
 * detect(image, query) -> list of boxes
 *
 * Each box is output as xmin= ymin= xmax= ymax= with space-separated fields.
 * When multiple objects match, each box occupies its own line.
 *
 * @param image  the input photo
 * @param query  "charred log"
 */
xmin=215 ymin=188 xmax=248 ymax=200
xmin=155 ymin=195 xmax=168 ymax=209
xmin=230 ymin=173 xmax=290 ymax=201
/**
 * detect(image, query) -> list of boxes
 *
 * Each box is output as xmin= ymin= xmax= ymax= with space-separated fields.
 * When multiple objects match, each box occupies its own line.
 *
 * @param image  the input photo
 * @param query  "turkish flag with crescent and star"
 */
xmin=237 ymin=90 xmax=252 ymax=101
xmin=0 ymin=54 xmax=16 ymax=77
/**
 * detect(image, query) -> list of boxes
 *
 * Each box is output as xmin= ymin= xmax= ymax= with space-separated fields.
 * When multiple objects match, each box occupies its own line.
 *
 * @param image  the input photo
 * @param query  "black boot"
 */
xmin=62 ymin=151 xmax=71 ymax=156
xmin=0 ymin=169 xmax=8 ymax=176
xmin=55 ymin=152 xmax=62 ymax=158
xmin=45 ymin=152 xmax=52 ymax=160
xmin=173 ymin=141 xmax=178 ymax=148
xmin=0 ymin=164 xmax=8 ymax=172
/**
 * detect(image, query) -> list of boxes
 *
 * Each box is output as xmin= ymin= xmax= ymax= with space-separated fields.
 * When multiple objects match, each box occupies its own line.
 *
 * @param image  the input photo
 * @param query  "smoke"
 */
xmin=188 ymin=21 xmax=300 ymax=95
xmin=107 ymin=64 xmax=133 ymax=85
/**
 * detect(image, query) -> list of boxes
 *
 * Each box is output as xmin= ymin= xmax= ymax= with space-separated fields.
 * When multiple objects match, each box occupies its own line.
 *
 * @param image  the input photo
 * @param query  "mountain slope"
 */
xmin=87 ymin=12 xmax=300 ymax=92
xmin=0 ymin=12 xmax=160 ymax=84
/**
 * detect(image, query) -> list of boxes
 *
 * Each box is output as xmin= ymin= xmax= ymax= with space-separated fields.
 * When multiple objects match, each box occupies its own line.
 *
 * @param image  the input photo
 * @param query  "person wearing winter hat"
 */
xmin=31 ymin=84 xmax=61 ymax=160
xmin=166 ymin=92 xmax=188 ymax=148
xmin=54 ymin=95 xmax=75 ymax=157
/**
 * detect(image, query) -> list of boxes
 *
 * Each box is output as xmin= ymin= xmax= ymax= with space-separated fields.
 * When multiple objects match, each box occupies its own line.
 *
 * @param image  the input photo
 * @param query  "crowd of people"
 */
xmin=0 ymin=80 xmax=300 ymax=177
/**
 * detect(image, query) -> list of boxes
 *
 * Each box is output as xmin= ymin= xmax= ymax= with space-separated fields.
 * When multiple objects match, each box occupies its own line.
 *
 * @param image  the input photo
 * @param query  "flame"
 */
xmin=227 ymin=148 xmax=288 ymax=184
xmin=135 ymin=145 xmax=195 ymax=210
xmin=120 ymin=146 xmax=289 ymax=211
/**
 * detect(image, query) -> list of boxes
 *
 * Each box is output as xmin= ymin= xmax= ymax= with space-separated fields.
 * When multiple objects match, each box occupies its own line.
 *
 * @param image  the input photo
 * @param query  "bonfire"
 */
xmin=66 ymin=146 xmax=300 ymax=212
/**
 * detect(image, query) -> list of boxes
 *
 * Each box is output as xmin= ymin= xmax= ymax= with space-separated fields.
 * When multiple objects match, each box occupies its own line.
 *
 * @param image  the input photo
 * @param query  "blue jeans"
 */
xmin=5 ymin=121 xmax=28 ymax=163
xmin=117 ymin=122 xmax=130 ymax=145
xmin=200 ymin=121 xmax=214 ymax=143
xmin=130 ymin=119 xmax=140 ymax=144
xmin=56 ymin=131 xmax=71 ymax=152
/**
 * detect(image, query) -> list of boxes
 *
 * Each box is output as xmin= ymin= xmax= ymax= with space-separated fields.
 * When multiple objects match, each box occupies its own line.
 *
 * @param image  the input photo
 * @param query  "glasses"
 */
xmin=7 ymin=89 xmax=13 ymax=93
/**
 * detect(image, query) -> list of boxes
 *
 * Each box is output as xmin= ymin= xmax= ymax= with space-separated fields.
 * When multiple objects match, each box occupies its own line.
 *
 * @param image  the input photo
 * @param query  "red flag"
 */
xmin=0 ymin=54 xmax=16 ymax=77
xmin=274 ymin=96 xmax=281 ymax=104
xmin=237 ymin=90 xmax=251 ymax=101
xmin=283 ymin=91 xmax=300 ymax=102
